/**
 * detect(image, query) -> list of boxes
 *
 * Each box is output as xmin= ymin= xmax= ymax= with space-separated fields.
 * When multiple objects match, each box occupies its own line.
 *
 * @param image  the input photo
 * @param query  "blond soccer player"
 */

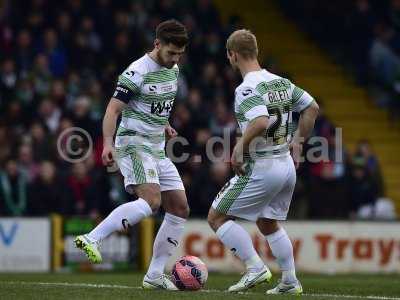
xmin=208 ymin=29 xmax=319 ymax=294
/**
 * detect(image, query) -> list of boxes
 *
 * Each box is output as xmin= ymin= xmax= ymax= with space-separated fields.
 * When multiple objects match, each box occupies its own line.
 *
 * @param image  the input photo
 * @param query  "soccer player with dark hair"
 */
xmin=75 ymin=19 xmax=189 ymax=290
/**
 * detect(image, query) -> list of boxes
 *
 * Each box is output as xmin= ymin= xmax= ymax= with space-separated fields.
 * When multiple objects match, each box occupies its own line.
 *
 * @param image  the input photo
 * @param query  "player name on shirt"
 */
xmin=267 ymin=90 xmax=290 ymax=103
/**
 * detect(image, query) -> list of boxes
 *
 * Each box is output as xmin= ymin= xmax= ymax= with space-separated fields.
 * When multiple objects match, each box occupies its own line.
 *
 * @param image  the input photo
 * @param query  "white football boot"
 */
xmin=142 ymin=274 xmax=178 ymax=290
xmin=266 ymin=280 xmax=303 ymax=295
xmin=74 ymin=234 xmax=102 ymax=264
xmin=228 ymin=266 xmax=272 ymax=292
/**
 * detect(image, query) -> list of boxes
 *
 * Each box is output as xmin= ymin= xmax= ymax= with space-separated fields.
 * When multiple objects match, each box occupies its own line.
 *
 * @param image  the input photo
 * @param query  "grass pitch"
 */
xmin=0 ymin=272 xmax=399 ymax=300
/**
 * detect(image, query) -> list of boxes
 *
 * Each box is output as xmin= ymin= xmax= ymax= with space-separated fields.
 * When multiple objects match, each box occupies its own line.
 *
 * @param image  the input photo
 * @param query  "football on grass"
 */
xmin=171 ymin=255 xmax=208 ymax=290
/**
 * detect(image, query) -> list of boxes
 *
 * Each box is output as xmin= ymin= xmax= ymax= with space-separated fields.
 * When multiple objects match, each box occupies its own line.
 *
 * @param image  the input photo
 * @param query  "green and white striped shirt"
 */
xmin=235 ymin=69 xmax=314 ymax=159
xmin=114 ymin=54 xmax=179 ymax=159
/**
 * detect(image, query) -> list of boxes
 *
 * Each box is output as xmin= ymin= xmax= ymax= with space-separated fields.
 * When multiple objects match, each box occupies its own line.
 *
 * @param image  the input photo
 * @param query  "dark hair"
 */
xmin=156 ymin=19 xmax=188 ymax=47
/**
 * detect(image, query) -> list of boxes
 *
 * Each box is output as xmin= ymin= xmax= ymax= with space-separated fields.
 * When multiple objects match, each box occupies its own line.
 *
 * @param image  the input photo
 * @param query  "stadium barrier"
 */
xmin=0 ymin=218 xmax=51 ymax=272
xmin=166 ymin=220 xmax=400 ymax=274
xmin=1 ymin=217 xmax=399 ymax=273
xmin=0 ymin=216 xmax=154 ymax=272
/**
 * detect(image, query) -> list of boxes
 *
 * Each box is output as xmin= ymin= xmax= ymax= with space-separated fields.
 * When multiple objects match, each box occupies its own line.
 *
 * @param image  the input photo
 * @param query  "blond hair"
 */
xmin=226 ymin=29 xmax=258 ymax=59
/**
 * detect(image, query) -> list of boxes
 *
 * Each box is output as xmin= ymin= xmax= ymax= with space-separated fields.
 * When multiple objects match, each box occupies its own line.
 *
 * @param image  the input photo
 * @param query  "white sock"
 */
xmin=146 ymin=213 xmax=186 ymax=279
xmin=265 ymin=227 xmax=297 ymax=284
xmin=216 ymin=220 xmax=265 ymax=272
xmin=88 ymin=198 xmax=152 ymax=241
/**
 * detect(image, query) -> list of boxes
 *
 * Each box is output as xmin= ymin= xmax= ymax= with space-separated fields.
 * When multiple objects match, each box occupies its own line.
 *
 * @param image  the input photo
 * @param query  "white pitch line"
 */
xmin=304 ymin=294 xmax=400 ymax=300
xmin=2 ymin=281 xmax=140 ymax=290
xmin=0 ymin=281 xmax=223 ymax=293
xmin=1 ymin=281 xmax=400 ymax=300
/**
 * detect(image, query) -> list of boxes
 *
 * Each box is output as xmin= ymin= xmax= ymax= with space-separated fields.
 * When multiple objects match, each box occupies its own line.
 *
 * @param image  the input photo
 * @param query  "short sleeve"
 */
xmin=113 ymin=69 xmax=143 ymax=103
xmin=291 ymin=84 xmax=314 ymax=112
xmin=235 ymin=87 xmax=269 ymax=122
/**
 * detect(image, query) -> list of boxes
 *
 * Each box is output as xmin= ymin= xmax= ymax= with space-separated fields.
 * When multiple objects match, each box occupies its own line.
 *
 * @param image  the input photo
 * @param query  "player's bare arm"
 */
xmin=290 ymin=100 xmax=319 ymax=169
xmin=102 ymin=98 xmax=127 ymax=166
xmin=232 ymin=116 xmax=269 ymax=176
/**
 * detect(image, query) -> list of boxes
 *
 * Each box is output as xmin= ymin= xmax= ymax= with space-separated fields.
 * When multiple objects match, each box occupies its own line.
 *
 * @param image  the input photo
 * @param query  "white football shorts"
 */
xmin=212 ymin=153 xmax=296 ymax=221
xmin=116 ymin=151 xmax=185 ymax=193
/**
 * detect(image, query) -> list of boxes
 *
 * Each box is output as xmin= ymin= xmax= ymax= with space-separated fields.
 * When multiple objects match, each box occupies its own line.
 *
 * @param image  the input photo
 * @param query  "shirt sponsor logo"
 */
xmin=161 ymin=85 xmax=173 ymax=92
xmin=151 ymin=100 xmax=174 ymax=115
xmin=116 ymin=86 xmax=128 ymax=94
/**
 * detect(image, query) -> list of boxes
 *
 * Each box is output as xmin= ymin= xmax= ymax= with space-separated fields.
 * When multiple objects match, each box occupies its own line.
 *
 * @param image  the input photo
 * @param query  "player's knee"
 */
xmin=170 ymin=203 xmax=190 ymax=219
xmin=256 ymin=218 xmax=279 ymax=235
xmin=175 ymin=194 xmax=190 ymax=219
xmin=181 ymin=205 xmax=190 ymax=219
xmin=207 ymin=215 xmax=216 ymax=231
xmin=135 ymin=185 xmax=161 ymax=213
xmin=140 ymin=196 xmax=161 ymax=213
xmin=148 ymin=199 xmax=161 ymax=213
xmin=207 ymin=209 xmax=224 ymax=232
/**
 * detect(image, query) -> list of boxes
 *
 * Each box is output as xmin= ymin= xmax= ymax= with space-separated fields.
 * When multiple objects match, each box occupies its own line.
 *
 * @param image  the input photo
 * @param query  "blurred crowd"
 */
xmin=293 ymin=108 xmax=391 ymax=219
xmin=0 ymin=0 xmax=393 ymax=219
xmin=280 ymin=0 xmax=400 ymax=121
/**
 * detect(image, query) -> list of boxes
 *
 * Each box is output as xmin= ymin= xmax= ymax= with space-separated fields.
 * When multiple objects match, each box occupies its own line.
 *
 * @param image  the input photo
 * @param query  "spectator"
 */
xmin=0 ymin=58 xmax=17 ymax=103
xmin=186 ymin=88 xmax=208 ymax=128
xmin=0 ymin=125 xmax=12 ymax=164
xmin=49 ymin=79 xmax=67 ymax=106
xmin=17 ymin=144 xmax=40 ymax=183
xmin=209 ymin=101 xmax=236 ymax=136
xmin=4 ymin=101 xmax=26 ymax=133
xmin=311 ymin=100 xmax=335 ymax=139
xmin=348 ymin=157 xmax=379 ymax=218
xmin=370 ymin=23 xmax=400 ymax=87
xmin=66 ymin=162 xmax=99 ymax=215
xmin=28 ymin=160 xmax=72 ymax=215
xmin=84 ymin=153 xmax=111 ymax=216
xmin=14 ymin=29 xmax=34 ymax=75
xmin=16 ymin=78 xmax=35 ymax=109
xmin=354 ymin=140 xmax=384 ymax=196
xmin=87 ymin=79 xmax=105 ymax=121
xmin=37 ymin=98 xmax=62 ymax=133
xmin=29 ymin=54 xmax=52 ymax=97
xmin=41 ymin=29 xmax=67 ymax=77
xmin=29 ymin=121 xmax=53 ymax=161
xmin=308 ymin=130 xmax=349 ymax=218
xmin=56 ymin=12 xmax=73 ymax=50
xmin=0 ymin=159 xmax=29 ymax=216
xmin=68 ymin=95 xmax=99 ymax=137
xmin=348 ymin=0 xmax=376 ymax=83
